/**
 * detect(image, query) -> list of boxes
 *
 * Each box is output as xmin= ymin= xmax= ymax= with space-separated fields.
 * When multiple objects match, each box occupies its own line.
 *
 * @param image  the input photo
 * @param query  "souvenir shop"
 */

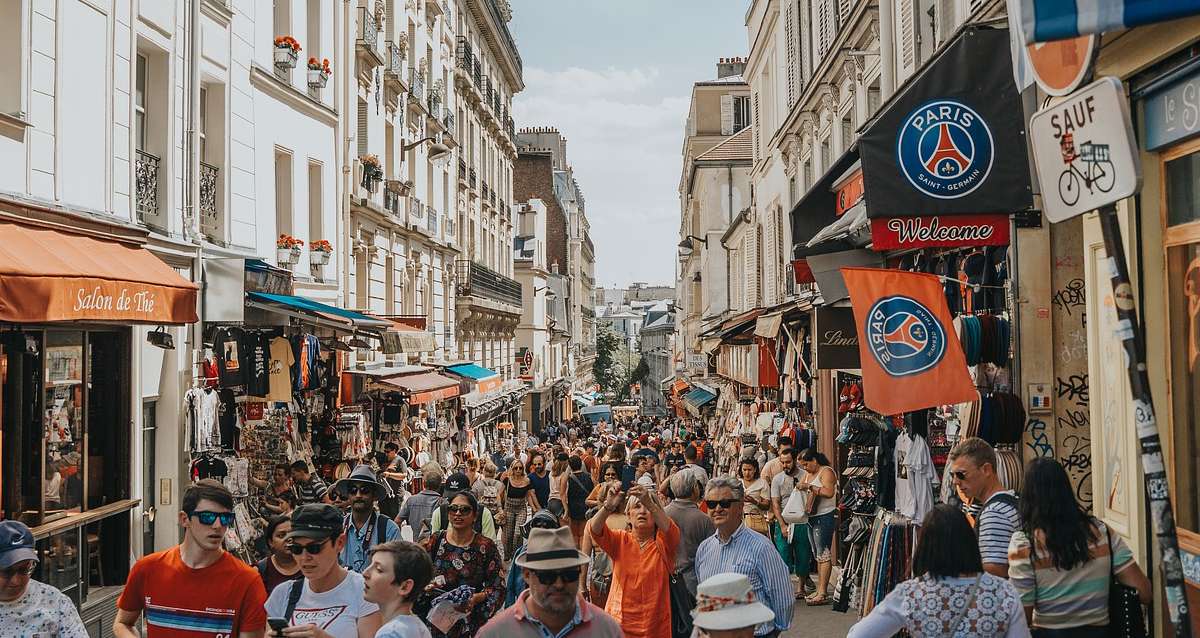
xmin=0 ymin=213 xmax=199 ymax=612
xmin=785 ymin=26 xmax=1035 ymax=619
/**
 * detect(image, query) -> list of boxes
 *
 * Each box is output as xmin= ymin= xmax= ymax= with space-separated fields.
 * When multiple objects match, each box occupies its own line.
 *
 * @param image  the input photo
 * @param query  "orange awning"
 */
xmin=0 ymin=220 xmax=198 ymax=324
xmin=380 ymin=372 xmax=462 ymax=405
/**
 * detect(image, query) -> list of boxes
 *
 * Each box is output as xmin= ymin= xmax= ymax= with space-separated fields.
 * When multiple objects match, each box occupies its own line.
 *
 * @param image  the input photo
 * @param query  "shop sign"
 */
xmin=858 ymin=28 xmax=1032 ymax=218
xmin=834 ymin=170 xmax=864 ymax=216
xmin=869 ymin=214 xmax=1010 ymax=250
xmin=1029 ymin=77 xmax=1141 ymax=223
xmin=1025 ymin=34 xmax=1095 ymax=97
xmin=517 ymin=348 xmax=533 ymax=380
xmin=815 ymin=307 xmax=860 ymax=369
xmin=687 ymin=352 xmax=706 ymax=372
xmin=1143 ymin=66 xmax=1200 ymax=151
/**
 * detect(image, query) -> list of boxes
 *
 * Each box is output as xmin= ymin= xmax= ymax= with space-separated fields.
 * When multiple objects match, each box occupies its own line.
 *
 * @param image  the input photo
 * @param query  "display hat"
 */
xmin=692 ymin=572 xmax=776 ymax=631
xmin=514 ymin=527 xmax=589 ymax=571
xmin=0 ymin=521 xmax=37 ymax=568
xmin=333 ymin=464 xmax=390 ymax=500
xmin=288 ymin=504 xmax=345 ymax=540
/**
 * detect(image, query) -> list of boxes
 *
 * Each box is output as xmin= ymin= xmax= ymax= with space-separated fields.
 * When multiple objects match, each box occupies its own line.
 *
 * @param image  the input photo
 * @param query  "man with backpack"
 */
xmin=948 ymin=437 xmax=1021 ymax=578
xmin=334 ymin=465 xmax=401 ymax=573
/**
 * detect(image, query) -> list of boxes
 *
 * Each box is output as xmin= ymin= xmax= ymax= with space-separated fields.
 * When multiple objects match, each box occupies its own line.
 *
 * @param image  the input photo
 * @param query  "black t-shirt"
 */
xmin=213 ymin=326 xmax=245 ymax=388
xmin=565 ymin=471 xmax=594 ymax=520
xmin=217 ymin=389 xmax=239 ymax=449
xmin=191 ymin=456 xmax=228 ymax=481
xmin=242 ymin=331 xmax=270 ymax=397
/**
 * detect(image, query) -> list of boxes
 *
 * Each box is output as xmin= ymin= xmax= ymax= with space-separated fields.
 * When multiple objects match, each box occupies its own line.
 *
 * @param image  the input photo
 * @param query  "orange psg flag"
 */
xmin=841 ymin=267 xmax=978 ymax=416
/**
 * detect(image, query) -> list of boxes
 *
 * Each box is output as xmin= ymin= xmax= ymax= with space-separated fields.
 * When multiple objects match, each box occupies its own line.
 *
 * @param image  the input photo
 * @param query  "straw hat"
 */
xmin=692 ymin=572 xmax=776 ymax=631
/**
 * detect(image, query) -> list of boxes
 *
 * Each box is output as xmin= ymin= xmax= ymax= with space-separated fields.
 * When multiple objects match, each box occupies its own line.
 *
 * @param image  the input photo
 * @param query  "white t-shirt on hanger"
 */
xmin=895 ymin=433 xmax=936 ymax=524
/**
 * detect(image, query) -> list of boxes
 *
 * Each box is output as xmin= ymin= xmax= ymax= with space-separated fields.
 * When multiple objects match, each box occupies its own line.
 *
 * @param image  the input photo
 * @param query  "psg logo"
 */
xmin=896 ymin=99 xmax=994 ymax=199
xmin=864 ymin=296 xmax=946 ymax=377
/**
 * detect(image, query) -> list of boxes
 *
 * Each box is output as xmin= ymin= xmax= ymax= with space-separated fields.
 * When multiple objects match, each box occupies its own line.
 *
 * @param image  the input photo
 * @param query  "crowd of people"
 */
xmin=0 ymin=414 xmax=1160 ymax=638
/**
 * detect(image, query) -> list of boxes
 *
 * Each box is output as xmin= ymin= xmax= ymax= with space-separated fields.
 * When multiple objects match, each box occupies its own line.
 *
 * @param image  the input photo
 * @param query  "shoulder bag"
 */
xmin=669 ymin=571 xmax=696 ymax=638
xmin=1106 ymin=526 xmax=1146 ymax=638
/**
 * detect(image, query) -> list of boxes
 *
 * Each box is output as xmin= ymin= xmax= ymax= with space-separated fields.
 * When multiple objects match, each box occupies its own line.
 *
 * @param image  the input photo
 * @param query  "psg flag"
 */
xmin=841 ymin=268 xmax=978 ymax=416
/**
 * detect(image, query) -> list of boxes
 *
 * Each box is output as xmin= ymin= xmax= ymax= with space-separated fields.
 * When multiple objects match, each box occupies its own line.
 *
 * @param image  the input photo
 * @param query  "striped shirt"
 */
xmin=1007 ymin=521 xmax=1134 ymax=629
xmin=695 ymin=525 xmax=794 ymax=636
xmin=977 ymin=491 xmax=1021 ymax=567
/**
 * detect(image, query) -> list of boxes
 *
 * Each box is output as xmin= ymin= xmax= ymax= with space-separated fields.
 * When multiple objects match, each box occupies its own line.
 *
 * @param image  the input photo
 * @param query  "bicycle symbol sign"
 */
xmin=1029 ymin=77 xmax=1141 ymax=224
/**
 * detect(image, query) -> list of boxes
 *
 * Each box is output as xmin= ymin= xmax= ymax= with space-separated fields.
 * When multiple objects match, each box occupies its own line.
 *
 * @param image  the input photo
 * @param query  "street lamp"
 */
xmin=678 ymin=235 xmax=708 ymax=251
xmin=533 ymin=286 xmax=557 ymax=300
xmin=402 ymin=136 xmax=452 ymax=163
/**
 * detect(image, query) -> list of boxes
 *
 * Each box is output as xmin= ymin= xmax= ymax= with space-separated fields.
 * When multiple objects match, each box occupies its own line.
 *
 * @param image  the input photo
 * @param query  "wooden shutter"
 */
xmin=720 ymin=94 xmax=734 ymax=135
xmin=752 ymin=91 xmax=761 ymax=160
xmin=357 ymin=99 xmax=369 ymax=157
xmin=937 ymin=0 xmax=956 ymax=46
xmin=763 ymin=215 xmax=777 ymax=306
xmin=785 ymin=1 xmax=797 ymax=107
xmin=815 ymin=0 xmax=832 ymax=60
xmin=898 ymin=0 xmax=917 ymax=79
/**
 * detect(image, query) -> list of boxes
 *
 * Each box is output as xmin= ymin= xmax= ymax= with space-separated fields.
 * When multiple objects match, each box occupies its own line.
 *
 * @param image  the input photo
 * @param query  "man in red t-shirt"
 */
xmin=114 ymin=480 xmax=267 ymax=638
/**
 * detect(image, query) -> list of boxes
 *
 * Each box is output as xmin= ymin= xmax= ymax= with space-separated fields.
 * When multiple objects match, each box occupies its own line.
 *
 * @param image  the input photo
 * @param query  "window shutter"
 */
xmin=898 ymin=0 xmax=917 ymax=78
xmin=937 ymin=0 xmax=956 ymax=45
xmin=815 ymin=0 xmax=832 ymax=60
xmin=720 ymin=94 xmax=734 ymax=136
xmin=785 ymin=2 xmax=797 ymax=107
xmin=838 ymin=0 xmax=851 ymax=22
xmin=357 ymin=99 xmax=369 ymax=158
xmin=752 ymin=91 xmax=761 ymax=160
xmin=763 ymin=215 xmax=777 ymax=306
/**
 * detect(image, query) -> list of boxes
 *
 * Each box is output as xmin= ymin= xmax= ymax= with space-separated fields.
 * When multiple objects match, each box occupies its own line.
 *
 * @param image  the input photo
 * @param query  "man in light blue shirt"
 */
xmin=335 ymin=465 xmax=401 ymax=572
xmin=695 ymin=476 xmax=793 ymax=638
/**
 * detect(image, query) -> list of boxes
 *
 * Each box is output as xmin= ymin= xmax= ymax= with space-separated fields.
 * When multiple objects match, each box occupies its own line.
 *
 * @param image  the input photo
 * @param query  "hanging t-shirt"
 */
xmin=264 ymin=570 xmax=379 ymax=638
xmin=217 ymin=389 xmax=239 ymax=449
xmin=242 ymin=331 xmax=271 ymax=397
xmin=117 ymin=547 xmax=267 ymax=637
xmin=213 ymin=326 xmax=246 ymax=388
xmin=895 ymin=433 xmax=936 ymax=524
xmin=268 ymin=336 xmax=296 ymax=403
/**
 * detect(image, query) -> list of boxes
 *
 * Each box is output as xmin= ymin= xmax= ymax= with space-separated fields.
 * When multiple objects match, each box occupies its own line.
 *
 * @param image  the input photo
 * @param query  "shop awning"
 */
xmin=0 ymin=219 xmax=198 ymax=324
xmin=682 ymin=387 xmax=717 ymax=415
xmin=797 ymin=201 xmax=871 ymax=257
xmin=445 ymin=363 xmax=502 ymax=394
xmin=573 ymin=393 xmax=595 ymax=407
xmin=248 ymin=292 xmax=392 ymax=329
xmin=381 ymin=329 xmax=437 ymax=353
xmin=1017 ymin=0 xmax=1200 ymax=43
xmin=754 ymin=313 xmax=784 ymax=339
xmin=790 ymin=148 xmax=861 ymax=259
xmin=379 ymin=372 xmax=462 ymax=405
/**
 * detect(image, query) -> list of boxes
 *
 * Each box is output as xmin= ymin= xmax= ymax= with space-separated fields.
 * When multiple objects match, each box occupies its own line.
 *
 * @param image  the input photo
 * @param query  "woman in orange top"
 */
xmin=589 ymin=481 xmax=680 ymax=638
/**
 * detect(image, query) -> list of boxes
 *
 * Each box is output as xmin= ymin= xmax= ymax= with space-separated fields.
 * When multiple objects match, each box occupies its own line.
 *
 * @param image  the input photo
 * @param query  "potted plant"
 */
xmin=274 ymin=36 xmax=301 ymax=69
xmin=307 ymin=57 xmax=331 ymax=89
xmin=309 ymin=239 xmax=333 ymax=266
xmin=276 ymin=234 xmax=303 ymax=264
xmin=360 ymin=154 xmax=383 ymax=191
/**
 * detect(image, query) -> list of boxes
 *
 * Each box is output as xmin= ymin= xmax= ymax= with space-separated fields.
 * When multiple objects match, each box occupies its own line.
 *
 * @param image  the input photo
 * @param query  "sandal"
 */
xmin=806 ymin=594 xmax=830 ymax=606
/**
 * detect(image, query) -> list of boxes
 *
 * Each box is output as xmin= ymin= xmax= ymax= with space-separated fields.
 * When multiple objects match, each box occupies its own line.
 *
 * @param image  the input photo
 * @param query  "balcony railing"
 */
xmin=358 ymin=7 xmax=378 ymax=48
xmin=481 ymin=182 xmax=490 ymax=203
xmin=199 ymin=161 xmax=219 ymax=237
xmin=409 ymin=68 xmax=424 ymax=101
xmin=384 ymin=189 xmax=402 ymax=217
xmin=456 ymin=37 xmax=473 ymax=70
xmin=480 ymin=76 xmax=491 ymax=105
xmin=456 ymin=259 xmax=522 ymax=308
xmin=488 ymin=189 xmax=496 ymax=207
xmin=427 ymin=208 xmax=439 ymax=234
xmin=471 ymin=60 xmax=481 ymax=87
xmin=411 ymin=199 xmax=424 ymax=219
xmin=135 ymin=150 xmax=160 ymax=223
xmin=458 ymin=157 xmax=467 ymax=180
xmin=468 ymin=167 xmax=477 ymax=189
xmin=387 ymin=42 xmax=404 ymax=78
xmin=506 ymin=116 xmax=515 ymax=140
xmin=427 ymin=87 xmax=440 ymax=115
xmin=443 ymin=108 xmax=455 ymax=134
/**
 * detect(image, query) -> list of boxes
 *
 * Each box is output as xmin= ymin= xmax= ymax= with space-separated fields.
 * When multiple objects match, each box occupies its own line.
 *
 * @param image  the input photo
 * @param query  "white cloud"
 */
xmin=515 ymin=65 xmax=686 ymax=287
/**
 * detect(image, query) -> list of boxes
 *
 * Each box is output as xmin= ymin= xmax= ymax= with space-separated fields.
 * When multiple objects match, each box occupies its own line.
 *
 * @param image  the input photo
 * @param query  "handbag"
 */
xmin=1106 ymin=527 xmax=1146 ymax=638
xmin=781 ymin=485 xmax=808 ymax=524
xmin=669 ymin=572 xmax=695 ymax=638
xmin=744 ymin=512 xmax=771 ymax=535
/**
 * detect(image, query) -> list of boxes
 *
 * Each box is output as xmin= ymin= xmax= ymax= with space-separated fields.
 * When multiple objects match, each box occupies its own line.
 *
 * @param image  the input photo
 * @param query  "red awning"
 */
xmin=380 ymin=372 xmax=461 ymax=405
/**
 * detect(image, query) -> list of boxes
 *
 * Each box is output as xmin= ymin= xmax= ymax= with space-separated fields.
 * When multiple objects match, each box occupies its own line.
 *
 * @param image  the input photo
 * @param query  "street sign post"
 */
xmin=1029 ymin=77 xmax=1141 ymax=223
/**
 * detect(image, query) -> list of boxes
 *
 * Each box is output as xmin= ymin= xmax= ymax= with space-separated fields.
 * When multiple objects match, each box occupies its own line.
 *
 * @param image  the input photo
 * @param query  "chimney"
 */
xmin=717 ymin=56 xmax=746 ymax=79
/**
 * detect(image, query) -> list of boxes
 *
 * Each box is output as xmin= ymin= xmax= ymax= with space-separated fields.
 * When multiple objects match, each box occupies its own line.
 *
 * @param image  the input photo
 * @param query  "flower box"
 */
xmin=276 ymin=247 xmax=301 ymax=265
xmin=307 ymin=69 xmax=329 ymax=88
xmin=274 ymin=47 xmax=298 ymax=69
xmin=309 ymin=250 xmax=331 ymax=266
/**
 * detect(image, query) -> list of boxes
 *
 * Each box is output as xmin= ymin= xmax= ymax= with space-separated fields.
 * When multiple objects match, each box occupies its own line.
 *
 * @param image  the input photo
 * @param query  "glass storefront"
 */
xmin=0 ymin=327 xmax=133 ymax=607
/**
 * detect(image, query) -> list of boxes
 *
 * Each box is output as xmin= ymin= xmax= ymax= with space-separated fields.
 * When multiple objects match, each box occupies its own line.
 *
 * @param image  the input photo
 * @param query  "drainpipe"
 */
xmin=879 ymin=0 xmax=895 ymax=96
xmin=726 ymin=164 xmax=733 ymax=313
xmin=340 ymin=0 xmax=352 ymax=307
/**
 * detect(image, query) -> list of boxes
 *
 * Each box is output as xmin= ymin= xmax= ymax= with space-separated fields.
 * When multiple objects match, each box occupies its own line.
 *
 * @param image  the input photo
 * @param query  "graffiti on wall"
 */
xmin=1051 ymin=220 xmax=1093 ymax=508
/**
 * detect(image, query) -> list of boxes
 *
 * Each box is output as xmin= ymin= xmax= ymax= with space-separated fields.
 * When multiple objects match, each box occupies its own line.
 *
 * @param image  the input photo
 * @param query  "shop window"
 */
xmin=1165 ymin=143 xmax=1200 ymax=532
xmin=1 ymin=329 xmax=132 ymax=604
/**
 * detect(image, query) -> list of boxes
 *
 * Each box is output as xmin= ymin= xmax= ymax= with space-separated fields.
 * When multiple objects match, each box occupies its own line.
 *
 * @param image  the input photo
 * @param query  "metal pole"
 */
xmin=1097 ymin=203 xmax=1193 ymax=637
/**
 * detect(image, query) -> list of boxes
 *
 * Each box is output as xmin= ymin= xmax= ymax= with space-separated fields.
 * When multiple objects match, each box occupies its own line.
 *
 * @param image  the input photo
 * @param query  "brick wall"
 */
xmin=514 ymin=151 xmax=568 ymax=273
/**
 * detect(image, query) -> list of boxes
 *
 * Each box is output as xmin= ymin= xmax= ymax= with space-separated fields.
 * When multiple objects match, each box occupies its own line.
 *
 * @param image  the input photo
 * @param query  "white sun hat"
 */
xmin=691 ymin=572 xmax=776 ymax=631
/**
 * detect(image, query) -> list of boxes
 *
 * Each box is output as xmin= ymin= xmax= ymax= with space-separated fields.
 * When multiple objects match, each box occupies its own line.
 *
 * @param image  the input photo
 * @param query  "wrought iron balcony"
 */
xmin=386 ymin=42 xmax=405 ymax=79
xmin=199 ymin=161 xmax=219 ymax=238
xmin=409 ymin=68 xmax=424 ymax=101
xmin=458 ymin=157 xmax=467 ymax=180
xmin=456 ymin=259 xmax=522 ymax=308
xmin=506 ymin=116 xmax=515 ymax=140
xmin=443 ymin=108 xmax=455 ymax=135
xmin=411 ymin=199 xmax=424 ymax=219
xmin=481 ymin=182 xmax=490 ymax=203
xmin=427 ymin=87 xmax=440 ymax=115
xmin=471 ymin=60 xmax=481 ymax=87
xmin=135 ymin=149 xmax=160 ymax=224
xmin=358 ymin=7 xmax=377 ymax=49
xmin=455 ymin=37 xmax=473 ymax=69
xmin=468 ymin=167 xmax=477 ymax=189
xmin=488 ymin=189 xmax=496 ymax=207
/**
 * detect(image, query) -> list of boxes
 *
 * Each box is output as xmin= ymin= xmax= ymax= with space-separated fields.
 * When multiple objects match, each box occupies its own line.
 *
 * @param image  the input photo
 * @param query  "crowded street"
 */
xmin=4 ymin=0 xmax=1200 ymax=637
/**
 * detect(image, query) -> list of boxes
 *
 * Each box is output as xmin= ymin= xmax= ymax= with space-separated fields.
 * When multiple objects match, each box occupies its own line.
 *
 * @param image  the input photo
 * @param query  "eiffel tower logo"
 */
xmin=882 ymin=314 xmax=927 ymax=357
xmin=922 ymin=123 xmax=971 ymax=177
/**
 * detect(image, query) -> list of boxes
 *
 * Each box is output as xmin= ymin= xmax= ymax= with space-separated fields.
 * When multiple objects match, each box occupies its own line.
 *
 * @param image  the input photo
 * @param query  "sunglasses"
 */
xmin=345 ymin=484 xmax=374 ymax=496
xmin=0 ymin=561 xmax=36 ymax=580
xmin=704 ymin=499 xmax=738 ymax=510
xmin=447 ymin=505 xmax=474 ymax=515
xmin=288 ymin=539 xmax=331 ymax=555
xmin=532 ymin=567 xmax=581 ymax=585
xmin=950 ymin=470 xmax=970 ymax=481
xmin=189 ymin=510 xmax=236 ymax=527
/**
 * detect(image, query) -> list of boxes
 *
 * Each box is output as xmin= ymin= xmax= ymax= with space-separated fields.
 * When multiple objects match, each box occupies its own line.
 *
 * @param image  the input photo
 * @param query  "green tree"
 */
xmin=593 ymin=324 xmax=623 ymax=397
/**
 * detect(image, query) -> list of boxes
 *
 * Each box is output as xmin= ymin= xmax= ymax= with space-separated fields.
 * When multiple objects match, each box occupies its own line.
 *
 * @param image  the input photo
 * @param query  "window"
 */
xmin=199 ymin=87 xmax=208 ymax=161
xmin=275 ymin=149 xmax=293 ymax=241
xmin=868 ymin=82 xmax=881 ymax=117
xmin=308 ymin=162 xmax=323 ymax=243
xmin=306 ymin=0 xmax=321 ymax=58
xmin=135 ymin=54 xmax=148 ymax=151
xmin=734 ymin=95 xmax=752 ymax=132
xmin=841 ymin=112 xmax=853 ymax=153
xmin=0 ymin=1 xmax=22 ymax=117
xmin=821 ymin=138 xmax=831 ymax=172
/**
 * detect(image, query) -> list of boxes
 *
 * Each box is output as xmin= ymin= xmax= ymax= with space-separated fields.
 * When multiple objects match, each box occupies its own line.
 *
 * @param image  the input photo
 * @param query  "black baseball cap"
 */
xmin=444 ymin=472 xmax=471 ymax=494
xmin=288 ymin=504 xmax=344 ymax=540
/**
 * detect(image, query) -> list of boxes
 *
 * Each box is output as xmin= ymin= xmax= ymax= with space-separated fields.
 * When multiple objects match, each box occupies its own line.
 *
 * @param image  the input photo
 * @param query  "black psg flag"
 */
xmin=859 ymin=27 xmax=1032 ymax=218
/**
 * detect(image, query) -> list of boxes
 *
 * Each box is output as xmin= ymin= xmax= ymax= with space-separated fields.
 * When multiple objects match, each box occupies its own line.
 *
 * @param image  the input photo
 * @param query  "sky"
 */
xmin=509 ymin=1 xmax=748 ymax=290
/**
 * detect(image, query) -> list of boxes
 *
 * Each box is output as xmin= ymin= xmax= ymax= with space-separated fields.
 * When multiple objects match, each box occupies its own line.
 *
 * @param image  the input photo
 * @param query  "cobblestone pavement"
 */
xmin=783 ymin=601 xmax=858 ymax=636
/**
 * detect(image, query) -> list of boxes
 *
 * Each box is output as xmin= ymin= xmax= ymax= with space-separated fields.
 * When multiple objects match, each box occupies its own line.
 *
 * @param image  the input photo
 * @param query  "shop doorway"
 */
xmin=142 ymin=400 xmax=157 ymax=553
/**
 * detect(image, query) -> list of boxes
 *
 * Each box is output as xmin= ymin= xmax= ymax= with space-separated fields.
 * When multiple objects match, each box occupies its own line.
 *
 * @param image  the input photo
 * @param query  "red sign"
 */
xmin=1025 ymin=34 xmax=1095 ymax=97
xmin=869 ymin=214 xmax=1009 ymax=251
xmin=792 ymin=259 xmax=816 ymax=284
xmin=834 ymin=170 xmax=865 ymax=216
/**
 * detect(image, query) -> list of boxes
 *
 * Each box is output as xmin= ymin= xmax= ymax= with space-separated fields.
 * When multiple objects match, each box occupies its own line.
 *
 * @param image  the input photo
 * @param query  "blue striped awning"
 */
xmin=682 ymin=388 xmax=717 ymax=409
xmin=445 ymin=363 xmax=499 ymax=380
xmin=1019 ymin=0 xmax=1200 ymax=43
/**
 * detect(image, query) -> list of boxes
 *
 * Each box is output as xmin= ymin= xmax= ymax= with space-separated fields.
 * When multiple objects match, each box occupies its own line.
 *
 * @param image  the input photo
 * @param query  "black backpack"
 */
xmin=973 ymin=492 xmax=1019 ymax=534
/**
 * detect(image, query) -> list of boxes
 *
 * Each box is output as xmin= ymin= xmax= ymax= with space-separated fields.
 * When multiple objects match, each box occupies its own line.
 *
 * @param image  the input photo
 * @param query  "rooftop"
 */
xmin=694 ymin=126 xmax=753 ymax=162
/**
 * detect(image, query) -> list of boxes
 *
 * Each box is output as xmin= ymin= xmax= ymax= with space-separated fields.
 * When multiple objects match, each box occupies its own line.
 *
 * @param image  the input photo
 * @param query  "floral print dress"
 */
xmin=417 ymin=531 xmax=506 ymax=638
